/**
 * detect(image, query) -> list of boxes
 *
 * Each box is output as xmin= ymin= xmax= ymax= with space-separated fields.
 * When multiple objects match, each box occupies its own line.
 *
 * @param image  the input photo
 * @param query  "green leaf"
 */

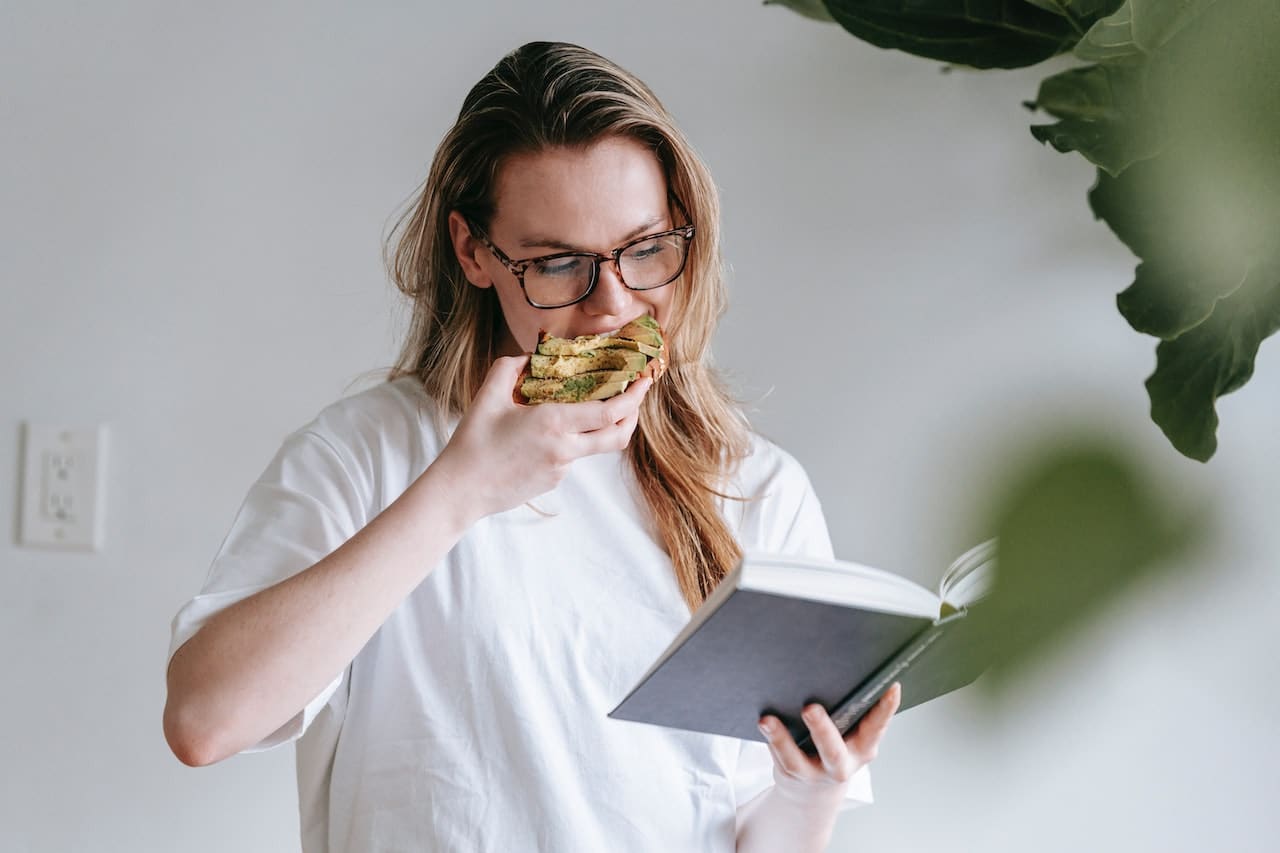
xmin=1023 ymin=0 xmax=1124 ymax=32
xmin=1143 ymin=268 xmax=1280 ymax=462
xmin=790 ymin=0 xmax=1280 ymax=462
xmin=763 ymin=0 xmax=836 ymax=23
xmin=821 ymin=0 xmax=1082 ymax=69
xmin=1061 ymin=0 xmax=1280 ymax=459
xmin=970 ymin=440 xmax=1201 ymax=692
xmin=1072 ymin=0 xmax=1216 ymax=65
xmin=1113 ymin=258 xmax=1243 ymax=341
xmin=1029 ymin=64 xmax=1160 ymax=176
xmin=1089 ymin=159 xmax=1255 ymax=339
xmin=1023 ymin=0 xmax=1117 ymax=15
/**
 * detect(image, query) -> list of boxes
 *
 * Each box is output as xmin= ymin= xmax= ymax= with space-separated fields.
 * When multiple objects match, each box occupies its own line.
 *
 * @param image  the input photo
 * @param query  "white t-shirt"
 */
xmin=169 ymin=376 xmax=871 ymax=852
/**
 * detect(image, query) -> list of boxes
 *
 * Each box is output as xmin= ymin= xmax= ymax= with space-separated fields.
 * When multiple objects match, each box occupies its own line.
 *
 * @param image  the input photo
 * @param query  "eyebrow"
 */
xmin=517 ymin=214 xmax=668 ymax=252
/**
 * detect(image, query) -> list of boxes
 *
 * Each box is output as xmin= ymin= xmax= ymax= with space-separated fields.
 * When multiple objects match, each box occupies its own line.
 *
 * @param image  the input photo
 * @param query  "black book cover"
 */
xmin=792 ymin=601 xmax=991 ymax=753
xmin=608 ymin=587 xmax=940 ymax=744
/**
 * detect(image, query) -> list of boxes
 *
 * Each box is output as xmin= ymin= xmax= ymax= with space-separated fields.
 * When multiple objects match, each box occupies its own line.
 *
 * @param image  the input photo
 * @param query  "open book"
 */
xmin=608 ymin=540 xmax=996 ymax=752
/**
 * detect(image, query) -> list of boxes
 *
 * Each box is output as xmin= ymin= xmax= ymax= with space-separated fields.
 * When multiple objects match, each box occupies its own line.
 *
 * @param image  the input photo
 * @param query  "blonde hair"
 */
xmin=385 ymin=41 xmax=749 ymax=612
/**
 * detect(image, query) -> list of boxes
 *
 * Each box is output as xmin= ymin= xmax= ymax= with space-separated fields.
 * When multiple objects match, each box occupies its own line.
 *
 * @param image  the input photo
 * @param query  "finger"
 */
xmin=573 ymin=405 xmax=640 ymax=457
xmin=617 ymin=403 xmax=642 ymax=445
xmin=622 ymin=372 xmax=655 ymax=400
xmin=756 ymin=717 xmax=793 ymax=774
xmin=524 ymin=386 xmax=642 ymax=459
xmin=868 ymin=682 xmax=902 ymax=726
xmin=564 ymin=376 xmax=651 ymax=433
xmin=480 ymin=354 xmax=531 ymax=405
xmin=758 ymin=715 xmax=814 ymax=781
xmin=596 ymin=376 xmax=652 ymax=428
xmin=801 ymin=704 xmax=858 ymax=782
xmin=845 ymin=683 xmax=901 ymax=757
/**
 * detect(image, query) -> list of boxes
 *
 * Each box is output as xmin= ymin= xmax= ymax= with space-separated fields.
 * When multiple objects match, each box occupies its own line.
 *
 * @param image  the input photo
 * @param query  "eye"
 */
xmin=625 ymin=239 xmax=668 ymax=262
xmin=534 ymin=256 xmax=587 ymax=277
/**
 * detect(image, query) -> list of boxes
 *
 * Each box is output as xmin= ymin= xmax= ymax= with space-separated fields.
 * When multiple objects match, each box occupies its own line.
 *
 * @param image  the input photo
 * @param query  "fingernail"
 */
xmin=758 ymin=719 xmax=772 ymax=735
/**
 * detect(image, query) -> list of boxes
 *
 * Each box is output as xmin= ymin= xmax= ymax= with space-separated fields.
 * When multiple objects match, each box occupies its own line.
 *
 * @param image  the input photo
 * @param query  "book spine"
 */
xmin=797 ymin=614 xmax=960 ymax=754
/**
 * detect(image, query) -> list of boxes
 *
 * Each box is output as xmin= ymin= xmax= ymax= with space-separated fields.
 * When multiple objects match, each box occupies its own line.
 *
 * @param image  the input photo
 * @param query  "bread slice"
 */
xmin=559 ymin=380 xmax=629 ymax=403
xmin=536 ymin=332 xmax=661 ymax=359
xmin=604 ymin=338 xmax=662 ymax=359
xmin=531 ymin=348 xmax=649 ymax=379
xmin=535 ymin=332 xmax=611 ymax=356
xmin=520 ymin=369 xmax=637 ymax=403
xmin=616 ymin=314 xmax=663 ymax=349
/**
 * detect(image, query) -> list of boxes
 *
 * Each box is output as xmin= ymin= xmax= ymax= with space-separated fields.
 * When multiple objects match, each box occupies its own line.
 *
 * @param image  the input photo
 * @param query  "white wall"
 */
xmin=3 ymin=2 xmax=1276 ymax=851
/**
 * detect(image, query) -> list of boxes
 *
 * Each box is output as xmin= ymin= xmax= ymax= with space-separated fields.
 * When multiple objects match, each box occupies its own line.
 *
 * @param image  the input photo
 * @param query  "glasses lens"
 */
xmin=525 ymin=255 xmax=595 ymax=307
xmin=521 ymin=231 xmax=692 ymax=307
xmin=618 ymin=232 xmax=690 ymax=290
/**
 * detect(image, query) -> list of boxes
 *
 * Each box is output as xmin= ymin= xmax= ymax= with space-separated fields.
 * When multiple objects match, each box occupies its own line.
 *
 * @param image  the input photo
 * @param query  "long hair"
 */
xmin=385 ymin=41 xmax=749 ymax=612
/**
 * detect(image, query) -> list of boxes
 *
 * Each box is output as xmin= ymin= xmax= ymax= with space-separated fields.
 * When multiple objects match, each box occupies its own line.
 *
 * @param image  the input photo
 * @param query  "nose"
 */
xmin=583 ymin=257 xmax=632 ymax=317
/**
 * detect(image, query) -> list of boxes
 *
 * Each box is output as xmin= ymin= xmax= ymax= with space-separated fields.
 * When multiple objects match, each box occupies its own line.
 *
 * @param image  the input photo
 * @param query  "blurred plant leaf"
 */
xmin=1089 ymin=159 xmax=1252 ymax=340
xmin=1141 ymin=267 xmax=1280 ymax=461
xmin=1031 ymin=0 xmax=1280 ymax=460
xmin=763 ymin=0 xmax=836 ymax=22
xmin=772 ymin=0 xmax=1279 ymax=461
xmin=1029 ymin=65 xmax=1160 ymax=176
xmin=1071 ymin=0 xmax=1211 ymax=65
xmin=971 ymin=440 xmax=1203 ymax=693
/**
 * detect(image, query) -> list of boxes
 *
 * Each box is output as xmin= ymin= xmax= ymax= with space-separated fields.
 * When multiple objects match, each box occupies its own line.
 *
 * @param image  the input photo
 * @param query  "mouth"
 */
xmin=564 ymin=311 xmax=661 ymax=340
xmin=566 ymin=324 xmax=623 ymax=338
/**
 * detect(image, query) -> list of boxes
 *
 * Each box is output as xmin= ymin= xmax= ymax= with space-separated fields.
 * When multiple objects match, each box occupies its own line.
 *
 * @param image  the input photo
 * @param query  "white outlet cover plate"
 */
xmin=19 ymin=423 xmax=108 ymax=551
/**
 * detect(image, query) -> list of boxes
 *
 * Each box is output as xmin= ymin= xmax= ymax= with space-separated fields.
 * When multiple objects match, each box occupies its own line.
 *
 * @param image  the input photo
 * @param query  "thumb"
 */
xmin=477 ymin=354 xmax=531 ymax=404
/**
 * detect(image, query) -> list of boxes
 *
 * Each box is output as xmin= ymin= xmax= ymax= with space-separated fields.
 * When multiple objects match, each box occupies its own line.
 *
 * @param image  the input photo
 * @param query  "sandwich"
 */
xmin=517 ymin=314 xmax=666 ymax=404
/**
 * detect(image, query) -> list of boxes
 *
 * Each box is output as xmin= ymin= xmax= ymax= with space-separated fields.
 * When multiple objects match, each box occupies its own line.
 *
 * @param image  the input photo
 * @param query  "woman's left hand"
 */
xmin=757 ymin=682 xmax=902 ymax=804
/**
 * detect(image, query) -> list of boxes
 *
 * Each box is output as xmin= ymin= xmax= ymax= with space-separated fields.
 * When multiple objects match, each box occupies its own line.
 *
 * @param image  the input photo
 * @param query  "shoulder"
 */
xmin=731 ymin=432 xmax=816 ymax=501
xmin=287 ymin=376 xmax=447 ymax=503
xmin=304 ymin=375 xmax=439 ymax=450
xmin=725 ymin=432 xmax=832 ymax=558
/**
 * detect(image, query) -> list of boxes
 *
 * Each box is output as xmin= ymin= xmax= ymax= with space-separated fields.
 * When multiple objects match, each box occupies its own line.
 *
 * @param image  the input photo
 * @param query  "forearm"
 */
xmin=163 ymin=461 xmax=475 ymax=766
xmin=736 ymin=781 xmax=847 ymax=853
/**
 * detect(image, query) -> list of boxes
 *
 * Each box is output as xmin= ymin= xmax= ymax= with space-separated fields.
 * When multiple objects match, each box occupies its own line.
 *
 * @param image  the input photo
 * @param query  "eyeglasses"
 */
xmin=466 ymin=209 xmax=696 ymax=309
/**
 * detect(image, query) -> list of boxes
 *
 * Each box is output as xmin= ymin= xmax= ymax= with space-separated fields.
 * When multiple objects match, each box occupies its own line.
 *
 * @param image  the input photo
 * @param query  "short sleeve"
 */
xmin=167 ymin=428 xmax=369 ymax=752
xmin=731 ymin=438 xmax=874 ymax=811
xmin=766 ymin=458 xmax=835 ymax=561
xmin=725 ymin=436 xmax=835 ymax=561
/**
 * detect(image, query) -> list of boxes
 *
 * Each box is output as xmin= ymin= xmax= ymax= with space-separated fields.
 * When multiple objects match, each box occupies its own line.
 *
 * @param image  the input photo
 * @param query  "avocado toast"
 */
xmin=517 ymin=314 xmax=666 ymax=404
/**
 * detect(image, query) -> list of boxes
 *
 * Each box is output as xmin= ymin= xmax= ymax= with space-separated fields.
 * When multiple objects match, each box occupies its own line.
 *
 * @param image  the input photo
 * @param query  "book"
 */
xmin=608 ymin=540 xmax=996 ymax=753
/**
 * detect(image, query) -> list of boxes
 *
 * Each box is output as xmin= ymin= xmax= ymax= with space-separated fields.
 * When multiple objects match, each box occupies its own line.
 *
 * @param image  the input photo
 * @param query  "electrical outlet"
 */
xmin=19 ymin=423 xmax=108 ymax=551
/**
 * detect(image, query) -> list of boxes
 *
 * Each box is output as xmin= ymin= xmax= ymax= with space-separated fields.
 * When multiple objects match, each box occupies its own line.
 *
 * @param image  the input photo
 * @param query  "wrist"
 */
xmin=412 ymin=455 xmax=484 ymax=536
xmin=770 ymin=771 xmax=850 ymax=811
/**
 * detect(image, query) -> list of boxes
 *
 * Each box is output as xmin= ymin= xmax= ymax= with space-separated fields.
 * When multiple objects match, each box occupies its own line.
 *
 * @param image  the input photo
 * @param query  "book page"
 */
xmin=938 ymin=539 xmax=997 ymax=607
xmin=738 ymin=552 xmax=942 ymax=618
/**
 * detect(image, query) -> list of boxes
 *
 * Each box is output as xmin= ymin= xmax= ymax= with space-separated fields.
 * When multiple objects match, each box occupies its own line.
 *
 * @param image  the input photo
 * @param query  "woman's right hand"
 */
xmin=430 ymin=355 xmax=652 ymax=524
xmin=165 ymin=355 xmax=650 ymax=766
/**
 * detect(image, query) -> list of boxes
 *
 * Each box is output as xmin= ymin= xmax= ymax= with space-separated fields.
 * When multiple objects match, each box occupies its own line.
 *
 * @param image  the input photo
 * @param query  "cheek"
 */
xmin=493 ymin=290 xmax=544 ymax=351
xmin=509 ymin=321 xmax=541 ymax=353
xmin=642 ymin=283 xmax=677 ymax=328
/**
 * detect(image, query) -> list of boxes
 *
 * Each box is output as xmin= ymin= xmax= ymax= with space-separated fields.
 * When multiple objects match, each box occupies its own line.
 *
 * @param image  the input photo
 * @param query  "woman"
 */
xmin=164 ymin=41 xmax=900 ymax=852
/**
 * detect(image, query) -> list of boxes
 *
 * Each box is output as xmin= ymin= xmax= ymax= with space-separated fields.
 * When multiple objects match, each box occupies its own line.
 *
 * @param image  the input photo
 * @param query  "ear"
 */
xmin=447 ymin=210 xmax=494 ymax=290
